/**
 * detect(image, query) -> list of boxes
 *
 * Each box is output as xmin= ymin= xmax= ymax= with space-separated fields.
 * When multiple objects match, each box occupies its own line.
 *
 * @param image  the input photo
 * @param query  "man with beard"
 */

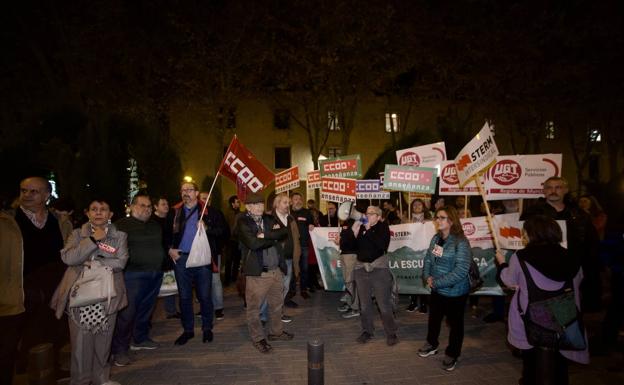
xmin=521 ymin=177 xmax=601 ymax=312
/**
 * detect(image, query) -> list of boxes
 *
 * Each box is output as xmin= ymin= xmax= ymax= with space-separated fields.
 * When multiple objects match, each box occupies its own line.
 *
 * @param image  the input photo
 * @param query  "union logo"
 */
xmin=491 ymin=159 xmax=521 ymax=185
xmin=399 ymin=152 xmax=421 ymax=166
xmin=462 ymin=222 xmax=476 ymax=236
xmin=441 ymin=164 xmax=459 ymax=185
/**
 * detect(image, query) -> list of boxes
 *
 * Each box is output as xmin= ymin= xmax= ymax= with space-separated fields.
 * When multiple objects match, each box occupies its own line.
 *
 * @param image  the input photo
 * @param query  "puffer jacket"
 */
xmin=423 ymin=233 xmax=471 ymax=297
xmin=50 ymin=223 xmax=129 ymax=319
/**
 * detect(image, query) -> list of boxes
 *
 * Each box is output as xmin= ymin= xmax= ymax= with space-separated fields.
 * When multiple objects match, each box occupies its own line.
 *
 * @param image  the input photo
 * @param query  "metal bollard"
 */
xmin=27 ymin=343 xmax=56 ymax=385
xmin=307 ymin=340 xmax=324 ymax=385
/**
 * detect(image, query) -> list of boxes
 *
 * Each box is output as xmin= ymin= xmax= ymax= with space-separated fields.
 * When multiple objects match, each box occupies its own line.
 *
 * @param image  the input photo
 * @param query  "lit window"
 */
xmin=385 ymin=113 xmax=400 ymax=133
xmin=328 ymin=111 xmax=341 ymax=131
xmin=328 ymin=147 xmax=342 ymax=158
xmin=545 ymin=121 xmax=555 ymax=140
xmin=589 ymin=129 xmax=601 ymax=142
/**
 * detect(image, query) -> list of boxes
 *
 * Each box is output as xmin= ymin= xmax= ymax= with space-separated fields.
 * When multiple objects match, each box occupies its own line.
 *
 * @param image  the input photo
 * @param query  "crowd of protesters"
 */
xmin=1 ymin=175 xmax=622 ymax=384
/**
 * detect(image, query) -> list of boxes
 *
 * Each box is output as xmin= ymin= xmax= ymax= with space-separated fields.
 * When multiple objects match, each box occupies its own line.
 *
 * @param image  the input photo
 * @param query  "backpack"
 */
xmin=517 ymin=259 xmax=586 ymax=351
xmin=453 ymin=239 xmax=482 ymax=292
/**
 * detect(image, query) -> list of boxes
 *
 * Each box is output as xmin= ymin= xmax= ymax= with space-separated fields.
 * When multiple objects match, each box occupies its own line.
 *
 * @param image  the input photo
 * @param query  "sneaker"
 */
xmin=342 ymin=310 xmax=360 ymax=319
xmin=215 ymin=309 xmax=224 ymax=320
xmin=268 ymin=331 xmax=294 ymax=341
xmin=418 ymin=343 xmax=438 ymax=357
xmin=442 ymin=356 xmax=457 ymax=371
xmin=284 ymin=299 xmax=299 ymax=308
xmin=356 ymin=331 xmax=372 ymax=343
xmin=339 ymin=294 xmax=349 ymax=303
xmin=406 ymin=302 xmax=417 ymax=312
xmin=130 ymin=339 xmax=159 ymax=350
xmin=387 ymin=335 xmax=399 ymax=346
xmin=113 ymin=352 xmax=131 ymax=367
xmin=337 ymin=303 xmax=350 ymax=312
xmin=253 ymin=339 xmax=273 ymax=353
xmin=281 ymin=315 xmax=293 ymax=323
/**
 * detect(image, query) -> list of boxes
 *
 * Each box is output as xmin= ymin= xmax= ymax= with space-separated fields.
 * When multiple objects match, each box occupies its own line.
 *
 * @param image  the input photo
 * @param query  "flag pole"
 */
xmin=475 ymin=171 xmax=500 ymax=251
xmin=199 ymin=135 xmax=237 ymax=219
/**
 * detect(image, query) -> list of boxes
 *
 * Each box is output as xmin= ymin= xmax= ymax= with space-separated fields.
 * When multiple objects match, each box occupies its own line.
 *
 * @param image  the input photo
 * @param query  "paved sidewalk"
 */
xmin=110 ymin=287 xmax=623 ymax=385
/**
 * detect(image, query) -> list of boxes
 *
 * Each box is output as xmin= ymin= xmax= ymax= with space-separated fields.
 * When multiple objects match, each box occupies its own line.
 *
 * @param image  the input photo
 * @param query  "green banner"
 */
xmin=319 ymin=154 xmax=362 ymax=179
xmin=383 ymin=164 xmax=438 ymax=194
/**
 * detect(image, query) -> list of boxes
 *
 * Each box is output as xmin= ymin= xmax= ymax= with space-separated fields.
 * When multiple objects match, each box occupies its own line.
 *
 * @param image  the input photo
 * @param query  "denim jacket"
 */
xmin=423 ymin=233 xmax=471 ymax=297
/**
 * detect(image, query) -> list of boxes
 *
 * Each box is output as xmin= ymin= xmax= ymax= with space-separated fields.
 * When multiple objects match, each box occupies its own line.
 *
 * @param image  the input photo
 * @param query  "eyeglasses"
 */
xmin=365 ymin=212 xmax=378 ymax=216
xmin=181 ymin=188 xmax=196 ymax=193
xmin=434 ymin=216 xmax=448 ymax=220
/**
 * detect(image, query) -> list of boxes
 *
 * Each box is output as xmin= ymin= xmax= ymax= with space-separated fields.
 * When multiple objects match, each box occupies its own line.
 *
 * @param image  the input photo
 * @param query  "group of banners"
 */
xmin=310 ymin=216 xmax=567 ymax=295
xmin=217 ymin=129 xmax=562 ymax=203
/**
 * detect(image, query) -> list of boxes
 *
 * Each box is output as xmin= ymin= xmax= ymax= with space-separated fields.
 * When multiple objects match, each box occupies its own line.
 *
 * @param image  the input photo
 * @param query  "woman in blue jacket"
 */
xmin=418 ymin=206 xmax=471 ymax=371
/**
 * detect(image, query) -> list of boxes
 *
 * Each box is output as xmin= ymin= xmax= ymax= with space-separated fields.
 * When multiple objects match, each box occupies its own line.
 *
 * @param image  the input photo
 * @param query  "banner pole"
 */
xmin=464 ymin=194 xmax=468 ymax=218
xmin=518 ymin=198 xmax=524 ymax=216
xmin=398 ymin=193 xmax=403 ymax=221
xmin=199 ymin=170 xmax=221 ymax=219
xmin=475 ymin=171 xmax=500 ymax=251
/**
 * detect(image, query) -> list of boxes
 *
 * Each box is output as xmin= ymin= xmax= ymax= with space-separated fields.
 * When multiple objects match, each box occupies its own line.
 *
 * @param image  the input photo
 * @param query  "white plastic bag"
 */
xmin=186 ymin=222 xmax=212 ymax=268
xmin=158 ymin=270 xmax=178 ymax=297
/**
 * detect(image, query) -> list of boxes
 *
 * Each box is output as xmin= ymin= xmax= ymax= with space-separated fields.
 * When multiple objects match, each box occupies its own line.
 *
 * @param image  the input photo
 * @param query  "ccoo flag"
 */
xmin=454 ymin=122 xmax=499 ymax=187
xmin=219 ymin=136 xmax=275 ymax=201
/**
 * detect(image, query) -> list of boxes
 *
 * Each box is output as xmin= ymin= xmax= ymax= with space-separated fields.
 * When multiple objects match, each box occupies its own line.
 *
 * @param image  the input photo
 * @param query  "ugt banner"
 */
xmin=483 ymin=154 xmax=562 ymax=200
xmin=275 ymin=166 xmax=300 ymax=194
xmin=311 ymin=220 xmax=507 ymax=295
xmin=219 ymin=136 xmax=275 ymax=198
xmin=438 ymin=161 xmax=479 ymax=196
xmin=319 ymin=154 xmax=362 ymax=178
xmin=454 ymin=122 xmax=499 ymax=187
xmin=383 ymin=165 xmax=438 ymax=194
xmin=396 ymin=141 xmax=447 ymax=171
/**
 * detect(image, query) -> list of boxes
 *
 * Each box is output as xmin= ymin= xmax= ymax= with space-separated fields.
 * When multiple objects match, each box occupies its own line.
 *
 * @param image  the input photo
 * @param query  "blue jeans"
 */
xmin=174 ymin=253 xmax=213 ymax=333
xmin=212 ymin=255 xmax=223 ymax=310
xmin=164 ymin=295 xmax=178 ymax=316
xmin=260 ymin=260 xmax=292 ymax=321
xmin=112 ymin=271 xmax=163 ymax=354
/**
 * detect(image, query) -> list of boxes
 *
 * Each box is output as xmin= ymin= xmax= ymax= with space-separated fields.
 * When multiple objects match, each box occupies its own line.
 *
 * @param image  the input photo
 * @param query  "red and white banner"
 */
xmin=275 ymin=166 xmax=300 ymax=194
xmin=438 ymin=161 xmax=479 ymax=196
xmin=454 ymin=123 xmax=499 ymax=186
xmin=396 ymin=142 xmax=446 ymax=171
xmin=307 ymin=170 xmax=321 ymax=190
xmin=483 ymin=154 xmax=562 ymax=200
xmin=320 ymin=177 xmax=357 ymax=203
xmin=492 ymin=213 xmax=567 ymax=249
xmin=219 ymin=136 xmax=274 ymax=199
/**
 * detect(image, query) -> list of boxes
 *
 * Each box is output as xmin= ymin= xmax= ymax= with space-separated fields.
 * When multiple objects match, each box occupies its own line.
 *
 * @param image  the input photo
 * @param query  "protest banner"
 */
xmin=311 ymin=220 xmax=507 ymax=295
xmin=319 ymin=154 xmax=362 ymax=178
xmin=356 ymin=179 xmax=390 ymax=199
xmin=454 ymin=122 xmax=499 ymax=187
xmin=307 ymin=170 xmax=321 ymax=190
xmin=383 ymin=165 xmax=438 ymax=194
xmin=438 ymin=161 xmax=479 ymax=196
xmin=219 ymin=135 xmax=275 ymax=201
xmin=484 ymin=154 xmax=562 ymax=200
xmin=320 ymin=177 xmax=357 ymax=203
xmin=275 ymin=166 xmax=299 ymax=194
xmin=309 ymin=227 xmax=344 ymax=291
xmin=396 ymin=141 xmax=446 ymax=171
xmin=492 ymin=213 xmax=568 ymax=250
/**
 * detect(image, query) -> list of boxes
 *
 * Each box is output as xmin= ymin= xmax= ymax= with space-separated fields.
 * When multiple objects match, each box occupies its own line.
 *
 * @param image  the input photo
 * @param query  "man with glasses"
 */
xmin=353 ymin=206 xmax=397 ymax=346
xmin=111 ymin=193 xmax=166 ymax=366
xmin=168 ymin=182 xmax=226 ymax=345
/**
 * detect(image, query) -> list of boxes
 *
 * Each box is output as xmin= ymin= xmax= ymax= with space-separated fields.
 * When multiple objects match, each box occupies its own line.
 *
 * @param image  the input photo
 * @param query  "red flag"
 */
xmin=219 ymin=136 xmax=274 ymax=195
